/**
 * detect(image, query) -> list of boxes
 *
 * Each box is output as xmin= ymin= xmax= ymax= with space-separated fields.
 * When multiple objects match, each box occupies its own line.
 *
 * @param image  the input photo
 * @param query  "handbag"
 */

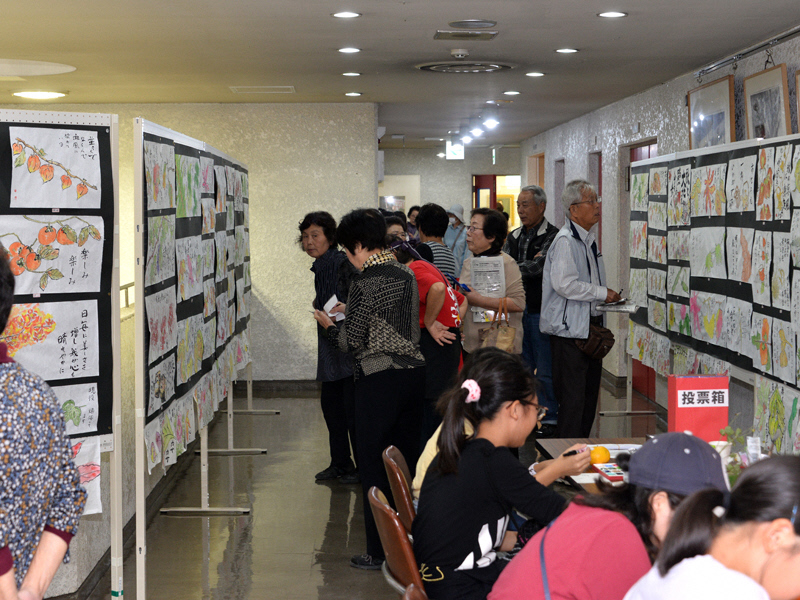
xmin=478 ymin=297 xmax=517 ymax=353
xmin=575 ymin=323 xmax=615 ymax=360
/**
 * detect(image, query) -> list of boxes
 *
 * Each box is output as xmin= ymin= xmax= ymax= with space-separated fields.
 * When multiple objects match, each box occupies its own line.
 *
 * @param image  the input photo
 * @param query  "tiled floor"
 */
xmin=90 ymin=383 xmax=662 ymax=600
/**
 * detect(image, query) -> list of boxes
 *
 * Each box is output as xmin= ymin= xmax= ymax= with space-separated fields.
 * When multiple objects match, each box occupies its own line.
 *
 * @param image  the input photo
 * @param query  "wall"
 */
xmin=1 ymin=102 xmax=379 ymax=381
xmin=378 ymin=174 xmax=421 ymax=209
xmin=383 ymin=146 xmax=520 ymax=210
xmin=518 ymin=37 xmax=800 ymax=380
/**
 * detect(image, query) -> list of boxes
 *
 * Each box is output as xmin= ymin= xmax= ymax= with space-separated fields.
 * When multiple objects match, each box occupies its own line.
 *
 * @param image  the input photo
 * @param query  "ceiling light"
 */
xmin=598 ymin=11 xmax=627 ymax=18
xmin=345 ymin=92 xmax=362 ymax=96
xmin=332 ymin=11 xmax=361 ymax=18
xmin=556 ymin=48 xmax=579 ymax=53
xmin=13 ymin=91 xmax=66 ymax=100
xmin=342 ymin=72 xmax=361 ymax=76
xmin=526 ymin=71 xmax=545 ymax=77
xmin=339 ymin=47 xmax=361 ymax=53
xmin=0 ymin=59 xmax=75 ymax=77
xmin=461 ymin=134 xmax=473 ymax=144
xmin=437 ymin=152 xmax=446 ymax=158
xmin=482 ymin=107 xmax=499 ymax=129
xmin=469 ymin=118 xmax=484 ymax=137
xmin=448 ymin=19 xmax=497 ymax=29
xmin=504 ymin=90 xmax=520 ymax=96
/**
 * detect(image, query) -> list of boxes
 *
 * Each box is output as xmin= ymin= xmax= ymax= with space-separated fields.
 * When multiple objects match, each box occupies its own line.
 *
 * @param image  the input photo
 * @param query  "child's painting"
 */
xmin=668 ymin=301 xmax=691 ymax=336
xmin=648 ymin=268 xmax=666 ymax=300
xmin=751 ymin=230 xmax=772 ymax=306
xmin=774 ymin=144 xmax=792 ymax=220
xmin=722 ymin=297 xmax=753 ymax=359
xmin=772 ymin=318 xmax=796 ymax=385
xmin=52 ymin=382 xmax=99 ymax=436
xmin=751 ymin=313 xmax=773 ymax=374
xmin=143 ymin=140 xmax=175 ymax=211
xmin=756 ymin=146 xmax=775 ymax=221
xmin=175 ymin=154 xmax=201 ymax=219
xmin=771 ymin=232 xmax=791 ymax=311
xmin=630 ymin=221 xmax=648 ymax=260
xmin=175 ymin=236 xmax=203 ymax=301
xmin=690 ymin=164 xmax=727 ymax=217
xmin=690 ymin=227 xmax=726 ymax=279
xmin=147 ymin=355 xmax=175 ymax=417
xmin=689 ymin=291 xmax=725 ymax=346
xmin=629 ymin=268 xmax=647 ymax=307
xmin=726 ymin=155 xmax=757 ymax=213
xmin=631 ymin=172 xmax=648 ymax=212
xmin=725 ymin=227 xmax=754 ymax=284
xmin=667 ymin=265 xmax=690 ymax=298
xmin=648 ymin=235 xmax=666 ymax=265
xmin=667 ymin=230 xmax=690 ymax=262
xmin=145 ymin=287 xmax=177 ymax=364
xmin=145 ymin=215 xmax=176 ymax=287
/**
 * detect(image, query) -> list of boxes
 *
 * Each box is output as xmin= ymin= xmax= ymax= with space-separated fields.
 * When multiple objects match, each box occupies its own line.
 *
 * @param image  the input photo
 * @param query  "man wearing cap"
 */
xmin=503 ymin=185 xmax=559 ymax=437
xmin=444 ymin=204 xmax=471 ymax=278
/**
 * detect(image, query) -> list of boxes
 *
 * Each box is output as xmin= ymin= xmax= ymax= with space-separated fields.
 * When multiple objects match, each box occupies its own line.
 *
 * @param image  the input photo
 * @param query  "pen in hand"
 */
xmin=562 ymin=448 xmax=586 ymax=457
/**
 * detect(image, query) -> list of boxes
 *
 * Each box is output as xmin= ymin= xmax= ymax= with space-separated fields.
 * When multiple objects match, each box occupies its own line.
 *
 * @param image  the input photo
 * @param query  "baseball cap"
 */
xmin=629 ymin=432 xmax=729 ymax=496
xmin=447 ymin=204 xmax=465 ymax=222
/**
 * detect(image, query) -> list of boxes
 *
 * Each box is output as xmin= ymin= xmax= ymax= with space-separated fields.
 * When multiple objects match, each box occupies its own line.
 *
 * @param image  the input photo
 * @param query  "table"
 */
xmin=536 ymin=437 xmax=646 ymax=494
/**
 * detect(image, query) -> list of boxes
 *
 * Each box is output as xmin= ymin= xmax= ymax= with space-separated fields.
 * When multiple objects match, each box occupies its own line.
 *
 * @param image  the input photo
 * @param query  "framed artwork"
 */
xmin=744 ymin=63 xmax=791 ymax=139
xmin=687 ymin=75 xmax=735 ymax=149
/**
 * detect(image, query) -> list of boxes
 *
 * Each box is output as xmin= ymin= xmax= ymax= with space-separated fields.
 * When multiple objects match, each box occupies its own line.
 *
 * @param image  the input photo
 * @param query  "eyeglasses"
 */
xmin=531 ymin=404 xmax=548 ymax=421
xmin=467 ymin=225 xmax=484 ymax=232
xmin=571 ymin=197 xmax=601 ymax=207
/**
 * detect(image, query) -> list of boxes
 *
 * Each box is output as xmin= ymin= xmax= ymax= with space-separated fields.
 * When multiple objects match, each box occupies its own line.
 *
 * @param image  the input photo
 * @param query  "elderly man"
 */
xmin=443 ymin=204 xmax=471 ymax=277
xmin=0 ymin=245 xmax=86 ymax=598
xmin=503 ymin=185 xmax=559 ymax=436
xmin=541 ymin=180 xmax=621 ymax=438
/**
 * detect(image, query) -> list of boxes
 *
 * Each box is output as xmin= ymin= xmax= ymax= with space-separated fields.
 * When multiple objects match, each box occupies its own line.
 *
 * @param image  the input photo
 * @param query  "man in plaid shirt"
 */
xmin=503 ymin=185 xmax=559 ymax=436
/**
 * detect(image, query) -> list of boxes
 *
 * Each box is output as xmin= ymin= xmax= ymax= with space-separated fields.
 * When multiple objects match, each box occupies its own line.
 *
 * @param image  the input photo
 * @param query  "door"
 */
xmin=472 ymin=174 xmax=497 ymax=209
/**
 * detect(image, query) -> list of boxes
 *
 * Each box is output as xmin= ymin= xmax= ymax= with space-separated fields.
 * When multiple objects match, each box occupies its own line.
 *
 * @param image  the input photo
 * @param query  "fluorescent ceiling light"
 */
xmin=598 ymin=11 xmax=627 ymax=18
xmin=332 ymin=11 xmax=362 ymax=18
xmin=469 ymin=117 xmax=484 ymax=137
xmin=503 ymin=90 xmax=520 ymax=96
xmin=342 ymin=72 xmax=361 ymax=76
xmin=345 ymin=92 xmax=362 ymax=96
xmin=526 ymin=72 xmax=545 ymax=77
xmin=460 ymin=133 xmax=473 ymax=144
xmin=437 ymin=152 xmax=446 ymax=158
xmin=13 ymin=91 xmax=66 ymax=99
xmin=339 ymin=47 xmax=361 ymax=53
xmin=556 ymin=48 xmax=579 ymax=53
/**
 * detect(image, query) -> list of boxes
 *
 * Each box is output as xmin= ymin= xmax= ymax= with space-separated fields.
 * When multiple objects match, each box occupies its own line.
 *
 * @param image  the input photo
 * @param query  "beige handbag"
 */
xmin=478 ymin=297 xmax=517 ymax=353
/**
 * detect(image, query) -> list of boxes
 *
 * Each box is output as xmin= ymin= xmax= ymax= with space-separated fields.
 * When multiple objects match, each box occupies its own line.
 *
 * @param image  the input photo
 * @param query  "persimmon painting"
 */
xmin=2 ymin=215 xmax=103 ymax=294
xmin=649 ymin=166 xmax=667 ymax=196
xmin=9 ymin=127 xmax=101 ymax=209
xmin=725 ymin=227 xmax=754 ymax=284
xmin=771 ymin=319 xmax=795 ymax=385
xmin=773 ymin=144 xmax=792 ymax=220
xmin=755 ymin=146 xmax=774 ymax=221
xmin=751 ymin=313 xmax=773 ymax=373
xmin=771 ymin=232 xmax=791 ymax=311
xmin=750 ymin=230 xmax=772 ymax=306
xmin=71 ymin=437 xmax=102 ymax=514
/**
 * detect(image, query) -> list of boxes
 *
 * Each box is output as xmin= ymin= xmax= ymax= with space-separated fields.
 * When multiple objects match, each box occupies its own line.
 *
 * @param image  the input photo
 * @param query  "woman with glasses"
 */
xmin=459 ymin=208 xmax=526 ymax=356
xmin=413 ymin=348 xmax=583 ymax=600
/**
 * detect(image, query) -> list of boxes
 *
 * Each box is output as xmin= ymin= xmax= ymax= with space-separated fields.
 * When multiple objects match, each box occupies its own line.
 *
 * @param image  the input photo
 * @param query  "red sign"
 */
xmin=668 ymin=375 xmax=729 ymax=442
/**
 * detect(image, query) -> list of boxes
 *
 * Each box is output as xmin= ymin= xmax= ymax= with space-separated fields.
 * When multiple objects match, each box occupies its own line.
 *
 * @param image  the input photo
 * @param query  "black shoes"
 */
xmin=315 ymin=463 xmax=359 ymax=483
xmin=339 ymin=470 xmax=360 ymax=484
xmin=350 ymin=553 xmax=384 ymax=570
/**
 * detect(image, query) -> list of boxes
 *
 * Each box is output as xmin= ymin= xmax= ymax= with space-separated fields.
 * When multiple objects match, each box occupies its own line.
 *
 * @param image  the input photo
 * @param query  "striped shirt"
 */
xmin=424 ymin=241 xmax=457 ymax=279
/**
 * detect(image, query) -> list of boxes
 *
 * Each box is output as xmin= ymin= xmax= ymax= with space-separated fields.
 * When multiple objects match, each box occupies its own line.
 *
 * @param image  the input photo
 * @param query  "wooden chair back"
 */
xmin=382 ymin=445 xmax=416 ymax=532
xmin=403 ymin=583 xmax=429 ymax=600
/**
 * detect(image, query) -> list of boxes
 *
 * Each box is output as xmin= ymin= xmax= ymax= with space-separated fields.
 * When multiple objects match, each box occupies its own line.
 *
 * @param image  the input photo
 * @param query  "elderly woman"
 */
xmin=299 ymin=211 xmax=359 ymax=484
xmin=459 ymin=208 xmax=525 ymax=355
xmin=314 ymin=208 xmax=426 ymax=571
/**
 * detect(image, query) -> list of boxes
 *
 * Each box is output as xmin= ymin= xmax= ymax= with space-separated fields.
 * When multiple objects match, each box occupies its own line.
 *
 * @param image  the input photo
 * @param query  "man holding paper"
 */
xmin=541 ymin=180 xmax=620 ymax=437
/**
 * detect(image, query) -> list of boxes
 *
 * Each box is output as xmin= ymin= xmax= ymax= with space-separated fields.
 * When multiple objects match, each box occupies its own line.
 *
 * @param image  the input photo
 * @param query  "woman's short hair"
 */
xmin=297 ymin=211 xmax=337 ymax=247
xmin=471 ymin=207 xmax=508 ymax=252
xmin=416 ymin=203 xmax=449 ymax=238
xmin=407 ymin=205 xmax=421 ymax=218
xmin=385 ymin=215 xmax=407 ymax=232
xmin=336 ymin=208 xmax=387 ymax=254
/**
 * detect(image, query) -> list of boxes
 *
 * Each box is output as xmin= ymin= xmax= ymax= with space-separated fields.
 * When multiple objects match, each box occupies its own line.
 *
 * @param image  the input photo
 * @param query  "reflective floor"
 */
xmin=89 ymin=383 xmax=662 ymax=600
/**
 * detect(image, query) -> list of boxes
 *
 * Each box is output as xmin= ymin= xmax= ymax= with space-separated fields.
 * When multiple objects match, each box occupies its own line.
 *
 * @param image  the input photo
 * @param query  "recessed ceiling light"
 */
xmin=526 ymin=72 xmax=545 ymax=77
xmin=342 ymin=72 xmax=361 ymax=76
xmin=437 ymin=152 xmax=446 ymax=158
xmin=345 ymin=92 xmax=362 ymax=96
xmin=598 ymin=11 xmax=627 ymax=18
xmin=504 ymin=91 xmax=520 ymax=96
xmin=339 ymin=47 xmax=361 ymax=53
xmin=332 ymin=11 xmax=361 ymax=18
xmin=13 ymin=91 xmax=66 ymax=100
xmin=556 ymin=48 xmax=579 ymax=53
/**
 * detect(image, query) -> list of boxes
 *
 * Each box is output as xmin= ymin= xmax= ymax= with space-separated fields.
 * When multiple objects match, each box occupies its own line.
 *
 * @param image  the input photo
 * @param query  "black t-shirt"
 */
xmin=412 ymin=438 xmax=566 ymax=600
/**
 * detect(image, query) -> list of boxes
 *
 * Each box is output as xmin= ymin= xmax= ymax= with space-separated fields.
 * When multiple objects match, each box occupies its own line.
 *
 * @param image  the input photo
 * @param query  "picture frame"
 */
xmin=744 ymin=63 xmax=791 ymax=139
xmin=687 ymin=75 xmax=735 ymax=149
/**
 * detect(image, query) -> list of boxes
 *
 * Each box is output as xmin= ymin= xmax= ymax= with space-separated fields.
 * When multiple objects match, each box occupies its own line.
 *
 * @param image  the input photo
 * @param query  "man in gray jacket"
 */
xmin=540 ymin=180 xmax=621 ymax=437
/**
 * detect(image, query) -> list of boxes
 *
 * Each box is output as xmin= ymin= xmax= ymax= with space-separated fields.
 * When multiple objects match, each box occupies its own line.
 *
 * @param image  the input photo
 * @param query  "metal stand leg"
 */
xmin=198 ymin=376 xmax=270 ymax=455
xmin=233 ymin=362 xmax=281 ymax=416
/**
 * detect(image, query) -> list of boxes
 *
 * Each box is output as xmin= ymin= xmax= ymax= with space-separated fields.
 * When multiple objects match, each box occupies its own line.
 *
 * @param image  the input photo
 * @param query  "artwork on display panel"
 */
xmin=667 ymin=164 xmax=692 ymax=226
xmin=647 ymin=268 xmax=666 ymax=300
xmin=754 ymin=376 xmax=797 ymax=455
xmin=756 ymin=146 xmax=775 ymax=221
xmin=2 ymin=215 xmax=104 ymax=293
xmin=143 ymin=141 xmax=175 ymax=211
xmin=751 ymin=313 xmax=773 ymax=374
xmin=144 ymin=415 xmax=163 ymax=474
xmin=202 ymin=238 xmax=215 ymax=277
xmin=225 ymin=166 xmax=236 ymax=197
xmin=690 ymin=164 xmax=727 ymax=217
xmin=673 ymin=344 xmax=699 ymax=375
xmin=194 ymin=373 xmax=215 ymax=431
xmin=725 ymin=227 xmax=754 ymax=284
xmin=772 ymin=318 xmax=796 ymax=386
xmin=214 ymin=166 xmax=227 ymax=213
xmin=774 ymin=144 xmax=792 ymax=220
xmin=751 ymin=230 xmax=772 ymax=306
xmin=630 ymin=221 xmax=648 ymax=260
xmin=9 ymin=126 xmax=102 ymax=209
xmin=668 ymin=300 xmax=691 ymax=336
xmin=629 ymin=268 xmax=647 ymax=307
xmin=689 ymin=227 xmax=726 ymax=279
xmin=666 ymin=230 xmax=689 ymax=262
xmin=201 ymin=197 xmax=215 ymax=234
xmin=689 ymin=291 xmax=725 ymax=346
xmin=216 ymin=295 xmax=231 ymax=347
xmin=726 ymin=155 xmax=757 ymax=213
xmin=1 ymin=300 xmax=99 ymax=381
xmin=687 ymin=75 xmax=735 ymax=149
xmin=202 ymin=317 xmax=215 ymax=360
xmin=667 ymin=266 xmax=690 ymax=298
xmin=175 ymin=236 xmax=203 ymax=301
xmin=791 ymin=212 xmax=800 ymax=264
xmin=792 ymin=144 xmax=800 ymax=207
xmin=226 ymin=233 xmax=235 ymax=267
xmin=697 ymin=353 xmax=730 ymax=376
xmin=199 ymin=156 xmax=214 ymax=194
xmin=793 ymin=273 xmax=800 ymax=335
xmin=649 ymin=167 xmax=667 ymax=196
xmin=145 ymin=287 xmax=177 ymax=364
xmin=243 ymin=261 xmax=251 ymax=288
xmin=234 ymin=225 xmax=246 ymax=266
xmin=144 ymin=215 xmax=176 ymax=287
xmin=722 ymin=297 xmax=753 ymax=359
xmin=744 ymin=64 xmax=791 ymax=140
xmin=147 ymin=355 xmax=175 ymax=417
xmin=647 ymin=235 xmax=666 ymax=265
xmin=175 ymin=154 xmax=201 ymax=219
xmin=653 ymin=333 xmax=670 ymax=377
xmin=648 ymin=202 xmax=667 ymax=232
xmin=176 ymin=314 xmax=204 ymax=386
xmin=214 ymin=231 xmax=227 ymax=282
xmin=771 ymin=232 xmax=791 ymax=311
xmin=51 ymin=382 xmax=100 ymax=436
xmin=203 ymin=279 xmax=216 ymax=318
xmin=71 ymin=437 xmax=102 ymax=515
xmin=631 ymin=173 xmax=649 ymax=212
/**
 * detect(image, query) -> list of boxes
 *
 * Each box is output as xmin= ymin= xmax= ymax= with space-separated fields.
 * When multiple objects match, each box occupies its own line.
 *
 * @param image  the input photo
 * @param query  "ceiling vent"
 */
xmin=416 ymin=61 xmax=514 ymax=74
xmin=229 ymin=86 xmax=296 ymax=94
xmin=434 ymin=30 xmax=498 ymax=41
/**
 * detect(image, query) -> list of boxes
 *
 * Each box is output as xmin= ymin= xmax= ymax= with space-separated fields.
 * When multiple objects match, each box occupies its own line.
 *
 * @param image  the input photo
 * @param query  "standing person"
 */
xmin=417 ymin=203 xmax=457 ymax=278
xmin=540 ymin=180 xmax=620 ymax=438
xmin=460 ymin=208 xmax=525 ymax=356
xmin=412 ymin=348 xmax=568 ymax=600
xmin=299 ymin=212 xmax=359 ymax=483
xmin=444 ymin=204 xmax=471 ymax=277
xmin=625 ymin=455 xmax=800 ymax=600
xmin=313 ymin=208 xmax=425 ymax=571
xmin=503 ymin=185 xmax=559 ymax=437
xmin=0 ymin=245 xmax=87 ymax=597
xmin=490 ymin=432 xmax=730 ymax=600
xmin=407 ymin=205 xmax=421 ymax=241
xmin=385 ymin=215 xmax=408 ymax=241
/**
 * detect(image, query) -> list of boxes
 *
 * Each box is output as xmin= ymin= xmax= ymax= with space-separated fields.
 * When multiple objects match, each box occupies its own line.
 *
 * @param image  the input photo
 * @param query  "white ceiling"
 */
xmin=2 ymin=1 xmax=800 ymax=149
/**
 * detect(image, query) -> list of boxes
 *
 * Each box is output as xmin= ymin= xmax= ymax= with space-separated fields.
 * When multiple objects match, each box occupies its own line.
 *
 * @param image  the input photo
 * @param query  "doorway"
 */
xmin=472 ymin=174 xmax=522 ymax=228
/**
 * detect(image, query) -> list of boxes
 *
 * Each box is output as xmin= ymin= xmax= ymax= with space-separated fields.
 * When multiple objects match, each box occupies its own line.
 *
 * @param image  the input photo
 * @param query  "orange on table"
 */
xmin=590 ymin=446 xmax=611 ymax=465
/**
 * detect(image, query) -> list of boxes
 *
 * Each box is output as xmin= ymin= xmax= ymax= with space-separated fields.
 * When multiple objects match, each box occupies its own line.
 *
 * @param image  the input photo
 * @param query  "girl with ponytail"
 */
xmin=625 ymin=455 xmax=800 ymax=600
xmin=412 ymin=347 xmax=585 ymax=600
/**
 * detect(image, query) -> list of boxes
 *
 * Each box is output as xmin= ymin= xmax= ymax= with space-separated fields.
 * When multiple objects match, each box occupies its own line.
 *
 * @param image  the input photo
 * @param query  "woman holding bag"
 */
xmin=459 ymin=208 xmax=525 ymax=355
